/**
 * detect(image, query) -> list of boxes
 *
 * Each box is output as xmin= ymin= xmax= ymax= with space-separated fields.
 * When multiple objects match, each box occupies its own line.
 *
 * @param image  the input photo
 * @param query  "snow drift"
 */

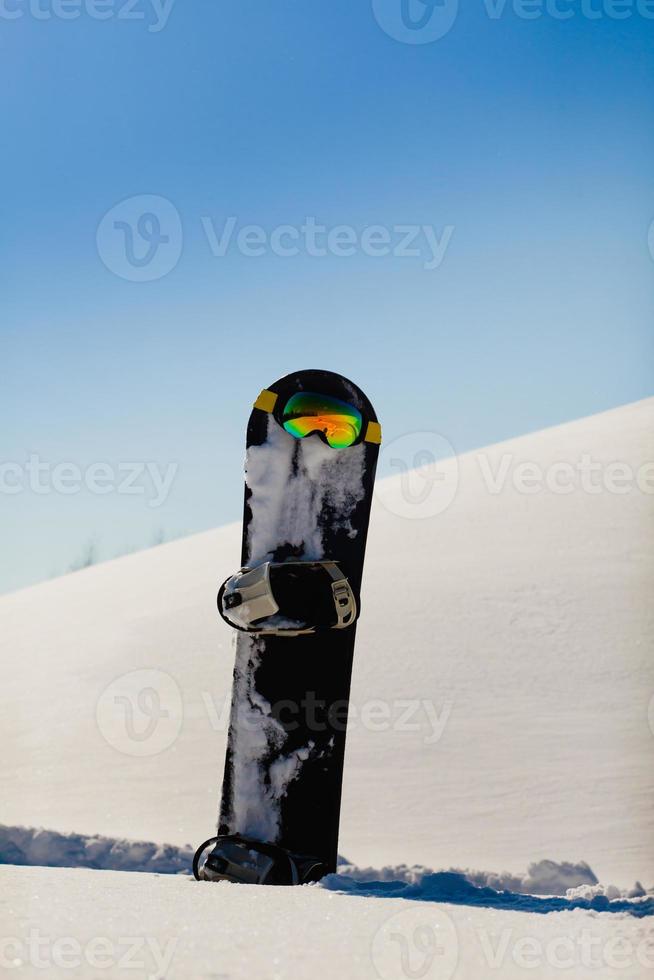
xmin=2 ymin=824 xmax=652 ymax=918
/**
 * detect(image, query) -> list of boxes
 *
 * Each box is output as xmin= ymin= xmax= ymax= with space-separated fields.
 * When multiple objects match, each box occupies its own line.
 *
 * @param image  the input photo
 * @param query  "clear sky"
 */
xmin=3 ymin=0 xmax=653 ymax=593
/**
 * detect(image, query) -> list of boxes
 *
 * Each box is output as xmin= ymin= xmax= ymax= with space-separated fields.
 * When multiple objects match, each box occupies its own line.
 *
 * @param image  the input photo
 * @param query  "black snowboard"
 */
xmin=216 ymin=369 xmax=380 ymax=873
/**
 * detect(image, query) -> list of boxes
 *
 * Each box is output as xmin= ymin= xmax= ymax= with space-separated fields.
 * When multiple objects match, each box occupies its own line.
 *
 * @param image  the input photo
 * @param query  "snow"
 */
xmin=2 ymin=865 xmax=652 ymax=979
xmin=0 ymin=825 xmax=193 ymax=875
xmin=1 ymin=398 xmax=653 ymax=976
xmin=9 ymin=824 xmax=652 ymax=910
xmin=226 ymin=635 xmax=322 ymax=841
xmin=245 ymin=412 xmax=367 ymax=563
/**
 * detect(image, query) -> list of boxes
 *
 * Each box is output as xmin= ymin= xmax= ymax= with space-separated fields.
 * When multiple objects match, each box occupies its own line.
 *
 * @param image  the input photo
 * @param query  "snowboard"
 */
xmin=208 ymin=369 xmax=380 ymax=880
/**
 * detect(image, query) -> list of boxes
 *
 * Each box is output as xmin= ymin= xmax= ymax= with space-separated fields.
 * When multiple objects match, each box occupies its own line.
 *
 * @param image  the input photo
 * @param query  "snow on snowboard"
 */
xmin=194 ymin=369 xmax=380 ymax=885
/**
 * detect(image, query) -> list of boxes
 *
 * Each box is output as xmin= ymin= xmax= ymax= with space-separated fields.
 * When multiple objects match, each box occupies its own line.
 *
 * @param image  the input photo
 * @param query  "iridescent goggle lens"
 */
xmin=282 ymin=392 xmax=363 ymax=449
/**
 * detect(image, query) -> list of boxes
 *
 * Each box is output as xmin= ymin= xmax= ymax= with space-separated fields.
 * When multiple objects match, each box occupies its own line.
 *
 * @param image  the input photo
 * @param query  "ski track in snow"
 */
xmin=2 ymin=825 xmax=652 ymax=917
xmin=225 ymin=419 xmax=365 ymax=839
xmin=320 ymin=872 xmax=654 ymax=917
xmin=0 ymin=825 xmax=193 ymax=874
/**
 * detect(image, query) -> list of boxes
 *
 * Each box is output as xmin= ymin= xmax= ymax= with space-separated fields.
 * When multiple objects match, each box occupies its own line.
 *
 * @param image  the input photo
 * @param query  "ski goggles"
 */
xmin=254 ymin=389 xmax=381 ymax=448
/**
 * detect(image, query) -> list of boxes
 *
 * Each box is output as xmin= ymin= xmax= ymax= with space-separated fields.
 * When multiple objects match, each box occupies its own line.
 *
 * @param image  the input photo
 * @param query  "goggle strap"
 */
xmin=253 ymin=387 xmax=382 ymax=445
xmin=364 ymin=421 xmax=382 ymax=445
xmin=253 ymin=388 xmax=278 ymax=413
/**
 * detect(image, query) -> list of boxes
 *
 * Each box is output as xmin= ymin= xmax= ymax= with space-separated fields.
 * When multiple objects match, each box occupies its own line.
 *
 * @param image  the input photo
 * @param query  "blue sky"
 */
xmin=3 ymin=0 xmax=653 ymax=593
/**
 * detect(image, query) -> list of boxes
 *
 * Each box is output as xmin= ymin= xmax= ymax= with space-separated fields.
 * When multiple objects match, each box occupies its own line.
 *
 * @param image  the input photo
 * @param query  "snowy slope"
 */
xmin=1 ymin=398 xmax=653 ymax=888
xmin=2 ymin=865 xmax=653 ymax=980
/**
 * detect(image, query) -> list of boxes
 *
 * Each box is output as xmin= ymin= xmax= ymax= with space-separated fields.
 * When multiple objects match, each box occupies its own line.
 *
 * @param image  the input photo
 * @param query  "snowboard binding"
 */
xmin=192 ymin=835 xmax=328 ymax=886
xmin=218 ymin=560 xmax=358 ymax=636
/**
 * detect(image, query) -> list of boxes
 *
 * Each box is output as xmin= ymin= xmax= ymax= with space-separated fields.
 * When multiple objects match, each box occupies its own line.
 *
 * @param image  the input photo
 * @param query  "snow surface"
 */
xmin=2 ymin=824 xmax=652 ymax=911
xmin=2 ymin=865 xmax=653 ymax=980
xmin=1 ymin=398 xmax=653 ymax=977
